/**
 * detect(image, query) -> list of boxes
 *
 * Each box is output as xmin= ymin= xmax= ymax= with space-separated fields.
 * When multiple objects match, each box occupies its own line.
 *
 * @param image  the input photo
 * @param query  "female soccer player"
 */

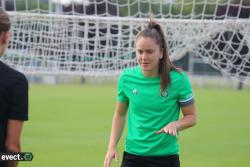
xmin=104 ymin=19 xmax=197 ymax=167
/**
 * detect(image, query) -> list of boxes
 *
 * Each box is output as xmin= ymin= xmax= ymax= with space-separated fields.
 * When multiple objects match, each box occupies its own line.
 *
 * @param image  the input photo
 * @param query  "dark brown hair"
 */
xmin=0 ymin=9 xmax=11 ymax=34
xmin=135 ymin=19 xmax=178 ymax=94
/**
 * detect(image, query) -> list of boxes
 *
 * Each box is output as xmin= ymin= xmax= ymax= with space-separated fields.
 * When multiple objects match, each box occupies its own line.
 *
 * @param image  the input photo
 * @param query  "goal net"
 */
xmin=1 ymin=0 xmax=250 ymax=82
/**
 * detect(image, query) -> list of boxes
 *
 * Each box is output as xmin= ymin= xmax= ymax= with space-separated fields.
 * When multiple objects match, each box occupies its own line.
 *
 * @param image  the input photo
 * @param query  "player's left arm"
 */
xmin=157 ymin=73 xmax=196 ymax=136
xmin=156 ymin=103 xmax=197 ymax=136
xmin=177 ymin=103 xmax=197 ymax=130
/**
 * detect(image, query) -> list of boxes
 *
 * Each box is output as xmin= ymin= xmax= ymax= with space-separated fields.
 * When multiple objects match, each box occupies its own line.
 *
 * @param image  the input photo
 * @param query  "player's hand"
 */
xmin=156 ymin=122 xmax=179 ymax=137
xmin=104 ymin=147 xmax=119 ymax=167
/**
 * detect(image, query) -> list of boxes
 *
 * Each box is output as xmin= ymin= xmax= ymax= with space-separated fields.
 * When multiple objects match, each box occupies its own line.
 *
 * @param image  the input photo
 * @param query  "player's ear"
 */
xmin=1 ymin=31 xmax=10 ymax=45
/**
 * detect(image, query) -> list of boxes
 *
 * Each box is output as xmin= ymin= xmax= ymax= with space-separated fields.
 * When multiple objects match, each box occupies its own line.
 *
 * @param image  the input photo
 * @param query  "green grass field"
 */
xmin=19 ymin=84 xmax=250 ymax=167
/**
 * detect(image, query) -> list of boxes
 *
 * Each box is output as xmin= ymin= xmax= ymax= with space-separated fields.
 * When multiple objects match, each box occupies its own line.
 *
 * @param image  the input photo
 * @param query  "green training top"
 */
xmin=117 ymin=66 xmax=194 ymax=156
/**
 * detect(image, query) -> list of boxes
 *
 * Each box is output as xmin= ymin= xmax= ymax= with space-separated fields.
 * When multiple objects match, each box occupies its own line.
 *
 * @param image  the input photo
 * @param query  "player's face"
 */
xmin=136 ymin=37 xmax=162 ymax=77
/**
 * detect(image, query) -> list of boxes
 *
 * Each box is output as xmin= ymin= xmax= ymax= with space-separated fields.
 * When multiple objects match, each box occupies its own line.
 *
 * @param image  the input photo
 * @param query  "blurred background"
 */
xmin=1 ymin=0 xmax=250 ymax=167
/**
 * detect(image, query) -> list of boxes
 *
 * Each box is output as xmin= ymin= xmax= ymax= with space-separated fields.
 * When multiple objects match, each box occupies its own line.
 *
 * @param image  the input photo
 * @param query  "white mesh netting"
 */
xmin=1 ymin=0 xmax=250 ymax=82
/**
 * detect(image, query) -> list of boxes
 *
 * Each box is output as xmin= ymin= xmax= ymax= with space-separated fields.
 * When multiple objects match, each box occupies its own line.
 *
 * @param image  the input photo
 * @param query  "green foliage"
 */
xmin=111 ymin=0 xmax=249 ymax=18
xmin=11 ymin=0 xmax=250 ymax=17
xmin=13 ymin=0 xmax=50 ymax=11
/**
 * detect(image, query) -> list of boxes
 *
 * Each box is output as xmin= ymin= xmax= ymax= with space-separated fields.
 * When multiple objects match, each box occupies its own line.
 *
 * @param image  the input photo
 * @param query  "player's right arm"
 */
xmin=104 ymin=101 xmax=128 ymax=167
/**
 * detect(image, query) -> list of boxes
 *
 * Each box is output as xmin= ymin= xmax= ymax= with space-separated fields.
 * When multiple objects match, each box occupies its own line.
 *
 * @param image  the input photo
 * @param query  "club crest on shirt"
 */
xmin=161 ymin=90 xmax=168 ymax=97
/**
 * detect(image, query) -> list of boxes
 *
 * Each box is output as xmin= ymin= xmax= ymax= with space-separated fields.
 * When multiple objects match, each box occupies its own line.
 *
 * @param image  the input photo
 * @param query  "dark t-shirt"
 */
xmin=0 ymin=61 xmax=28 ymax=155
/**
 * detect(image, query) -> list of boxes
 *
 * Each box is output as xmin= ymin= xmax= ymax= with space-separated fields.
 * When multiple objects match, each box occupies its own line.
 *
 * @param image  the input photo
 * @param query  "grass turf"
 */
xmin=19 ymin=84 xmax=250 ymax=167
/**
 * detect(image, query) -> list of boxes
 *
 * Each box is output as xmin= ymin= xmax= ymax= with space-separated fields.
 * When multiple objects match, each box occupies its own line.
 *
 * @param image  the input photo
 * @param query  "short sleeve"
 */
xmin=8 ymin=74 xmax=29 ymax=121
xmin=117 ymin=72 xmax=129 ymax=102
xmin=178 ymin=73 xmax=194 ymax=107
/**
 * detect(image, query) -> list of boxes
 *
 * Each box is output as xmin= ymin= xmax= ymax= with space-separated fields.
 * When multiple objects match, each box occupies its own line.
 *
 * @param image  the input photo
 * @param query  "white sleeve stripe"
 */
xmin=179 ymin=95 xmax=194 ymax=103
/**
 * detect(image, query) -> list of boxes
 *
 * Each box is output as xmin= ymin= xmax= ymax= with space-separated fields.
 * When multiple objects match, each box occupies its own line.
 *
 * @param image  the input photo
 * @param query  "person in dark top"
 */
xmin=0 ymin=9 xmax=28 ymax=167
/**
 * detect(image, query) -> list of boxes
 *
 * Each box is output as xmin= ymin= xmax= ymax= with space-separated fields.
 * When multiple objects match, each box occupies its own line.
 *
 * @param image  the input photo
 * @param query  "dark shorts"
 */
xmin=121 ymin=151 xmax=180 ymax=167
